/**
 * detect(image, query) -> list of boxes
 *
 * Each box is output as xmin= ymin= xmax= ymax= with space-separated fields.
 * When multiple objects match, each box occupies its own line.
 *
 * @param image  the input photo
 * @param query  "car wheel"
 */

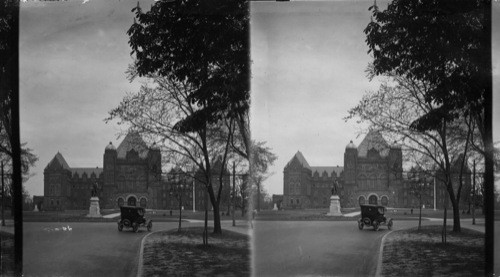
xmin=387 ymin=219 xmax=393 ymax=230
xmin=118 ymin=223 xmax=123 ymax=232
xmin=132 ymin=223 xmax=139 ymax=233
xmin=147 ymin=221 xmax=152 ymax=232
xmin=373 ymin=221 xmax=379 ymax=231
xmin=358 ymin=220 xmax=364 ymax=230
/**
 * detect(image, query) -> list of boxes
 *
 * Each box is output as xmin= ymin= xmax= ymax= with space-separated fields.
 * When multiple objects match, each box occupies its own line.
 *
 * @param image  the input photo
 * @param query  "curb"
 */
xmin=374 ymin=229 xmax=396 ymax=277
xmin=136 ymin=230 xmax=161 ymax=277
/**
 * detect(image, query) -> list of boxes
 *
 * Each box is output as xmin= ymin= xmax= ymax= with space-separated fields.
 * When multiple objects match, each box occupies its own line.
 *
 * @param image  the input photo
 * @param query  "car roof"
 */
xmin=360 ymin=204 xmax=385 ymax=208
xmin=120 ymin=206 xmax=144 ymax=210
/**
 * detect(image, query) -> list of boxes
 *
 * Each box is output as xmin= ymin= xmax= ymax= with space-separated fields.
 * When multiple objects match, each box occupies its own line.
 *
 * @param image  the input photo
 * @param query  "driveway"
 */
xmin=252 ymin=218 xmax=486 ymax=277
xmin=23 ymin=221 xmax=178 ymax=277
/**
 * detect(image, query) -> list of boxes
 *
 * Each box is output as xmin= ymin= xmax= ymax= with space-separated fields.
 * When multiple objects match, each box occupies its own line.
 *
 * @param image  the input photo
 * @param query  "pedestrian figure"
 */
xmin=411 ymin=208 xmax=413 ymax=214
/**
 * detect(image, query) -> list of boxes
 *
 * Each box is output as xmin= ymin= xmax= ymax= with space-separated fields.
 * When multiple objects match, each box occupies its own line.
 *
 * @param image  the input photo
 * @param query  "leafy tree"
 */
xmin=127 ymin=0 xmax=250 ymax=156
xmin=1 ymin=1 xmax=23 ymax=274
xmin=108 ymin=71 xmax=236 ymax=236
xmin=364 ymin=1 xmax=493 ymax=270
xmin=365 ymin=0 xmax=489 ymax=136
xmin=123 ymin=0 xmax=249 ymax=238
xmin=347 ymin=69 xmax=478 ymax=232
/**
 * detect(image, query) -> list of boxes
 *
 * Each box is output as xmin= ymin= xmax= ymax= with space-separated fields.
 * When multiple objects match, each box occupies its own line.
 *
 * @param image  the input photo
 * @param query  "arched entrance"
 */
xmin=381 ymin=196 xmax=388 ymax=206
xmin=117 ymin=197 xmax=124 ymax=207
xmin=127 ymin=196 xmax=137 ymax=206
xmin=140 ymin=197 xmax=147 ymax=208
xmin=369 ymin=195 xmax=378 ymax=205
xmin=358 ymin=196 xmax=366 ymax=205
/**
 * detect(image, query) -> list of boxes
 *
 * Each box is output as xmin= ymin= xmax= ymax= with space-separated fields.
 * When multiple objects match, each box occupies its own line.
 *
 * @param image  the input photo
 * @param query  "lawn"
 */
xmin=142 ymin=227 xmax=250 ymax=277
xmin=0 ymin=231 xmax=14 ymax=276
xmin=381 ymin=225 xmax=484 ymax=276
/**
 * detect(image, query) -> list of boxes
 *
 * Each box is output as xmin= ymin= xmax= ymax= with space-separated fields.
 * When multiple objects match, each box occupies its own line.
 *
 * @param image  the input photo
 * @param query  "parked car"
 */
xmin=358 ymin=204 xmax=393 ymax=231
xmin=117 ymin=206 xmax=152 ymax=232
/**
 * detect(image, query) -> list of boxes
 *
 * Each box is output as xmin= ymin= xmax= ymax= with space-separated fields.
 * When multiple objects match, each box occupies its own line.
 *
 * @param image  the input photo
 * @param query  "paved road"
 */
xmin=23 ymin=221 xmax=178 ymax=277
xmin=23 ymin=220 xmax=250 ymax=277
xmin=252 ymin=218 xmax=487 ymax=277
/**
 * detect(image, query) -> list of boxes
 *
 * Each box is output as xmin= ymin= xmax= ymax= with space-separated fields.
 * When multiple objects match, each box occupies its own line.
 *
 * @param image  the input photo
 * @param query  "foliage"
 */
xmin=346 ymin=69 xmax=476 ymax=232
xmin=127 ymin=0 xmax=249 ymax=136
xmin=365 ymin=0 xmax=489 ymax=136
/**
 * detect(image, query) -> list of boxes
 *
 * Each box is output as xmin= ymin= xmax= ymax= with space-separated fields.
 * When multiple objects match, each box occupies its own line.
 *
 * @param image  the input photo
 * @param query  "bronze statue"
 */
xmin=331 ymin=180 xmax=338 ymax=195
xmin=91 ymin=182 xmax=99 ymax=197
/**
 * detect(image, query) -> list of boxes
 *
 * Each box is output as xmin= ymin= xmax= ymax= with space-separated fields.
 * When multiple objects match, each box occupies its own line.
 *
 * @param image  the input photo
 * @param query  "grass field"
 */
xmin=0 ymin=231 xmax=15 ymax=276
xmin=381 ymin=225 xmax=484 ymax=276
xmin=142 ymin=227 xmax=250 ymax=277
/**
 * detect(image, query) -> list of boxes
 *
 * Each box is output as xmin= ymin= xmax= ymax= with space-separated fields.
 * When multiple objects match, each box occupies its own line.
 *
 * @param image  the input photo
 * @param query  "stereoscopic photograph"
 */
xmin=0 ymin=0 xmax=499 ymax=276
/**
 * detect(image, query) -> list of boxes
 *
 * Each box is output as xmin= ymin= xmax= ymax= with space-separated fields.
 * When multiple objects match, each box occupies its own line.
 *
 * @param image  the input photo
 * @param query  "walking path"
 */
xmin=102 ymin=212 xmax=120 ymax=219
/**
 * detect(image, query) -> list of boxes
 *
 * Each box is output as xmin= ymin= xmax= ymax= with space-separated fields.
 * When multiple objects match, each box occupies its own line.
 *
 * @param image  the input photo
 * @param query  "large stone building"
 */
xmin=282 ymin=130 xmax=472 ymax=210
xmin=43 ymin=133 xmax=230 ymax=211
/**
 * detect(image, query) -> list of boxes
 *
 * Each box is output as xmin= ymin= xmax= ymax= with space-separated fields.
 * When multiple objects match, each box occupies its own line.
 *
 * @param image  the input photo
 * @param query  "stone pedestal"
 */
xmin=272 ymin=203 xmax=278 ymax=211
xmin=326 ymin=195 xmax=342 ymax=216
xmin=87 ymin=197 xmax=102 ymax=218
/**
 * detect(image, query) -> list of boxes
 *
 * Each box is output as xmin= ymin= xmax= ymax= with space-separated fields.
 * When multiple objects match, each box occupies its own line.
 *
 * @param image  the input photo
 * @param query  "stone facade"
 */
xmin=43 ymin=133 xmax=162 ymax=210
xmin=343 ymin=130 xmax=403 ymax=208
xmin=282 ymin=130 xmax=472 ymax=210
xmin=283 ymin=151 xmax=343 ymax=209
xmin=43 ymin=133 xmax=231 ymax=211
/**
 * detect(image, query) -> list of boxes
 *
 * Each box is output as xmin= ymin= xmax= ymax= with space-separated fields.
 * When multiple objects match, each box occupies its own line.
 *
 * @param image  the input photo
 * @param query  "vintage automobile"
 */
xmin=117 ymin=206 xmax=152 ymax=232
xmin=357 ymin=204 xmax=393 ymax=231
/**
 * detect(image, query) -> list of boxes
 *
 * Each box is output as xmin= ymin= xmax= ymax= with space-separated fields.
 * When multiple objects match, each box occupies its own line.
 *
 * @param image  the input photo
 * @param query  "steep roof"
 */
xmin=70 ymin=167 xmax=103 ymax=177
xmin=116 ymin=132 xmax=149 ymax=159
xmin=357 ymin=130 xmax=390 ymax=157
xmin=286 ymin=151 xmax=311 ymax=169
xmin=45 ymin=152 xmax=71 ymax=170
xmin=311 ymin=166 xmax=343 ymax=177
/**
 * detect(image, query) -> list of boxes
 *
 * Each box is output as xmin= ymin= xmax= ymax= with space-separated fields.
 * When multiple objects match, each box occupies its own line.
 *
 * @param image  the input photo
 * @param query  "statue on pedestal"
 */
xmin=91 ymin=182 xmax=99 ymax=198
xmin=331 ymin=180 xmax=338 ymax=196
xmin=87 ymin=182 xmax=102 ymax=218
xmin=327 ymin=180 xmax=342 ymax=216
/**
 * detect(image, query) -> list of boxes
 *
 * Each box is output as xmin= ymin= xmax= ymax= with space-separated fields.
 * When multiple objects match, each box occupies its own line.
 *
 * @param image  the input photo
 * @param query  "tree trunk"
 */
xmin=212 ymin=203 xmax=222 ymax=234
xmin=232 ymin=162 xmax=235 ymax=227
xmin=203 ymin=191 xmax=208 ymax=245
xmin=472 ymin=160 xmax=476 ymax=225
xmin=1 ymin=161 xmax=4 ymax=227
xmin=442 ymin=206 xmax=447 ymax=244
xmin=451 ymin=197 xmax=461 ymax=232
xmin=418 ymin=195 xmax=422 ymax=230
xmin=178 ymin=197 xmax=182 ymax=232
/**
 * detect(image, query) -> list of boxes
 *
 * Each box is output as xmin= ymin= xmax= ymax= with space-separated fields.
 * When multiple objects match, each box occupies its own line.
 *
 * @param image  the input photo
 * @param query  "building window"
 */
xmin=117 ymin=198 xmax=124 ymax=207
xmin=128 ymin=196 xmax=137 ymax=206
xmin=381 ymin=196 xmax=388 ymax=206
xmin=358 ymin=196 xmax=365 ymax=205
xmin=140 ymin=198 xmax=147 ymax=208
xmin=369 ymin=195 xmax=378 ymax=205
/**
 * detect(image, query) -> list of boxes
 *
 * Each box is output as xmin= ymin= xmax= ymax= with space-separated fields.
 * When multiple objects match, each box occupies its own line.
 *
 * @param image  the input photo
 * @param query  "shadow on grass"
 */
xmin=0 ymin=231 xmax=15 ymax=276
xmin=382 ymin=225 xmax=484 ymax=277
xmin=143 ymin=227 xmax=250 ymax=277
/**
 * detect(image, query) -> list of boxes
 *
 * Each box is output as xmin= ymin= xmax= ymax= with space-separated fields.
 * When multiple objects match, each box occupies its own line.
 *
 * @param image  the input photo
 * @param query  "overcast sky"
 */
xmin=20 ymin=0 xmax=500 ymax=197
xmin=20 ymin=0 xmax=155 ymax=196
xmin=250 ymin=1 xmax=500 ymax=196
